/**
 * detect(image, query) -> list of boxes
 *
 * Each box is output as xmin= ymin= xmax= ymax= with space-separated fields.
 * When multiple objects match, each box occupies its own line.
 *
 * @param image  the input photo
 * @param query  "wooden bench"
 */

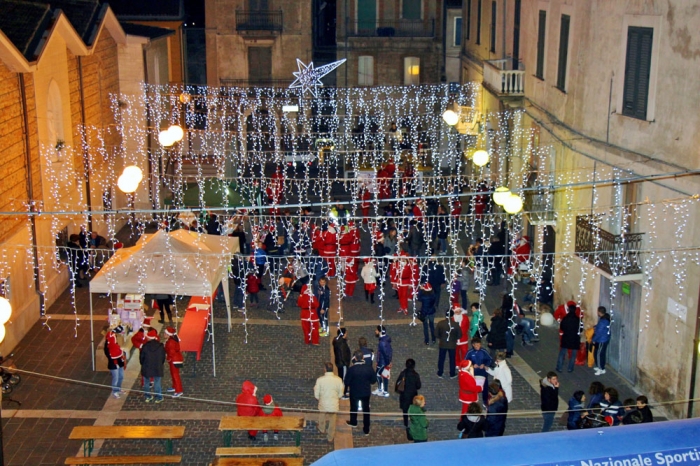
xmin=215 ymin=446 xmax=301 ymax=457
xmin=211 ymin=458 xmax=303 ymax=466
xmin=219 ymin=417 xmax=305 ymax=447
xmin=68 ymin=425 xmax=186 ymax=457
xmin=65 ymin=455 xmax=181 ymax=465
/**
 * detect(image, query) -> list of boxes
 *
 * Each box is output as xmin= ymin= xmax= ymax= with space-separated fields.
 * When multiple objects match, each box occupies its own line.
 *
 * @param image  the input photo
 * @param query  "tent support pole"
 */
xmin=211 ymin=304 xmax=216 ymax=377
xmin=90 ymin=293 xmax=95 ymax=371
xmin=223 ymin=275 xmax=231 ymax=332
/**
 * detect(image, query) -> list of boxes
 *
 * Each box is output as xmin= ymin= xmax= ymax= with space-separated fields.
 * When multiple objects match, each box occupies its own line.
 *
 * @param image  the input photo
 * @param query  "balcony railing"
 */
xmin=483 ymin=59 xmax=525 ymax=96
xmin=347 ymin=19 xmax=435 ymax=38
xmin=575 ymin=215 xmax=644 ymax=276
xmin=524 ymin=191 xmax=556 ymax=225
xmin=236 ymin=10 xmax=283 ymax=32
xmin=220 ymin=79 xmax=294 ymax=88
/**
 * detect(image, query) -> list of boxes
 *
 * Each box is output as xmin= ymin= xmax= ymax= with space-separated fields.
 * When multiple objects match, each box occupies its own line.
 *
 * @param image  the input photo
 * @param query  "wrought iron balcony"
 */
xmin=220 ymin=78 xmax=293 ymax=88
xmin=236 ymin=10 xmax=283 ymax=32
xmin=483 ymin=59 xmax=525 ymax=96
xmin=575 ymin=215 xmax=644 ymax=276
xmin=524 ymin=191 xmax=556 ymax=225
xmin=347 ymin=19 xmax=435 ymax=38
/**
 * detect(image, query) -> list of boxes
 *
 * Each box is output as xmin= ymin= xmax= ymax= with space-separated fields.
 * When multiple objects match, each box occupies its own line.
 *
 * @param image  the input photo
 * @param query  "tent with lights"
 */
xmin=88 ymin=229 xmax=239 ymax=371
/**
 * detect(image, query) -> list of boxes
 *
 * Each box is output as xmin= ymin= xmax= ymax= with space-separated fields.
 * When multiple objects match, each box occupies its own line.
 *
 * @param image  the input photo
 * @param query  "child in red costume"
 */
xmin=297 ymin=284 xmax=320 ymax=345
xmin=164 ymin=326 xmax=184 ymax=397
xmin=260 ymin=394 xmax=284 ymax=441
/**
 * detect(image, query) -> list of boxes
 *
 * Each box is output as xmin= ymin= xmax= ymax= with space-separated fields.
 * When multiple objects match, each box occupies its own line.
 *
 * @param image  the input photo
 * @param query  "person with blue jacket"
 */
xmin=313 ymin=276 xmax=331 ymax=337
xmin=465 ymin=336 xmax=493 ymax=403
xmin=418 ymin=283 xmax=437 ymax=345
xmin=373 ymin=326 xmax=393 ymax=397
xmin=567 ymin=390 xmax=586 ymax=430
xmin=592 ymin=306 xmax=611 ymax=375
xmin=254 ymin=241 xmax=268 ymax=290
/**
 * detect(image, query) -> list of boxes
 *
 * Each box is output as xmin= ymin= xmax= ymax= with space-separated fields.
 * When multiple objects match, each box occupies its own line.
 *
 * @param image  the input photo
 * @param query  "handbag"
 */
xmin=395 ymin=373 xmax=406 ymax=393
xmin=478 ymin=321 xmax=489 ymax=337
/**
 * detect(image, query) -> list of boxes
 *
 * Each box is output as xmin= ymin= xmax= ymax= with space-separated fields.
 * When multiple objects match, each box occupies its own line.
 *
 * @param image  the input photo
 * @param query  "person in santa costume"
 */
xmin=342 ymin=257 xmax=359 ymax=298
xmin=105 ymin=325 xmax=126 ymax=398
xmin=348 ymin=222 xmax=361 ymax=258
xmin=361 ymin=259 xmax=378 ymax=304
xmin=260 ymin=394 xmax=284 ymax=442
xmin=266 ymin=166 xmax=285 ymax=206
xmin=131 ymin=317 xmax=155 ymax=388
xmin=455 ymin=306 xmax=471 ymax=363
xmin=236 ymin=380 xmax=262 ymax=441
xmin=458 ymin=359 xmax=480 ymax=414
xmin=394 ymin=251 xmax=418 ymax=315
xmin=164 ymin=326 xmax=184 ymax=397
xmin=508 ymin=235 xmax=532 ymax=276
xmin=298 ymin=284 xmax=320 ymax=345
xmin=321 ymin=224 xmax=338 ymax=278
xmin=360 ymin=185 xmax=371 ymax=222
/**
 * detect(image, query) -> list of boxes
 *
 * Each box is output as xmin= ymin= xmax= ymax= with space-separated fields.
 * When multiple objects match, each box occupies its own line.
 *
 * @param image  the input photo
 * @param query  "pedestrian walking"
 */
xmin=246 ymin=270 xmax=261 ymax=307
xmin=361 ymin=259 xmax=378 ymax=304
xmin=396 ymin=358 xmax=422 ymax=438
xmin=540 ymin=371 xmax=559 ymax=432
xmin=345 ymin=350 xmax=376 ymax=435
xmin=314 ymin=362 xmax=345 ymax=442
xmin=417 ymin=283 xmax=437 ymax=345
xmin=372 ymin=326 xmax=392 ymax=397
xmin=140 ymin=328 xmax=165 ymax=403
xmin=469 ymin=302 xmax=484 ymax=339
xmin=105 ymin=325 xmax=126 ymax=398
xmin=154 ymin=294 xmax=174 ymax=323
xmin=593 ymin=306 xmax=611 ymax=375
xmin=297 ymin=284 xmax=320 ymax=345
xmin=557 ymin=303 xmax=582 ymax=373
xmin=314 ymin=276 xmax=331 ymax=336
xmin=436 ymin=309 xmax=462 ymax=379
xmin=333 ymin=328 xmax=351 ymax=397
xmin=164 ymin=327 xmax=184 ymax=397
xmin=408 ymin=395 xmax=429 ymax=443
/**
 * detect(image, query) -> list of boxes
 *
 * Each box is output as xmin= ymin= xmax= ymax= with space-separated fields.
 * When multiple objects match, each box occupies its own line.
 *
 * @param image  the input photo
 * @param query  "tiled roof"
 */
xmin=120 ymin=21 xmax=174 ymax=39
xmin=103 ymin=0 xmax=183 ymax=21
xmin=20 ymin=0 xmax=106 ymax=45
xmin=0 ymin=0 xmax=52 ymax=60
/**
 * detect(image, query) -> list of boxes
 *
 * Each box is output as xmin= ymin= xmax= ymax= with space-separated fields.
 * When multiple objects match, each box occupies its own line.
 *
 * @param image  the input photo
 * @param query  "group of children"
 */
xmin=567 ymin=381 xmax=653 ymax=429
xmin=235 ymin=380 xmax=284 ymax=442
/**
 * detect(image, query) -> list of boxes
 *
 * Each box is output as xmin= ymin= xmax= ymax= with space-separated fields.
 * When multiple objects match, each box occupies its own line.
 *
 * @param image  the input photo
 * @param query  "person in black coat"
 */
xmin=487 ymin=309 xmax=508 ymax=355
xmin=485 ymin=382 xmax=508 ymax=437
xmin=333 ymin=328 xmax=352 ymax=397
xmin=140 ymin=329 xmax=166 ymax=402
xmin=556 ymin=303 xmax=582 ymax=373
xmin=457 ymin=402 xmax=487 ymax=438
xmin=396 ymin=359 xmax=422 ymax=438
xmin=345 ymin=350 xmax=377 ymax=435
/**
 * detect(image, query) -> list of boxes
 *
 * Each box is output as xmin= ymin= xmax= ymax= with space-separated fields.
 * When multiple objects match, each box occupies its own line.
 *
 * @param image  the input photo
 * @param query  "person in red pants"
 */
xmin=298 ymin=284 xmax=320 ymax=345
xmin=455 ymin=307 xmax=471 ymax=364
xmin=260 ymin=394 xmax=284 ymax=441
xmin=236 ymin=380 xmax=262 ymax=441
xmin=164 ymin=327 xmax=184 ymax=397
xmin=458 ymin=360 xmax=480 ymax=414
xmin=344 ymin=257 xmax=358 ymax=297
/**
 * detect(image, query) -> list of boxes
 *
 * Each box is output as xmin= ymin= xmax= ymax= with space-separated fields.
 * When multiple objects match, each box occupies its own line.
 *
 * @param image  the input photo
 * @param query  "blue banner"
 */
xmin=537 ymin=447 xmax=700 ymax=466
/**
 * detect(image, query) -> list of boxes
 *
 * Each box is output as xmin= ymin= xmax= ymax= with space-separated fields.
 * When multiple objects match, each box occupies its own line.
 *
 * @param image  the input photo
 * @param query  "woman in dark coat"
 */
xmin=556 ymin=303 xmax=582 ymax=372
xmin=457 ymin=402 xmax=487 ymax=438
xmin=397 ymin=358 xmax=422 ymax=440
xmin=485 ymin=382 xmax=508 ymax=437
xmin=487 ymin=308 xmax=508 ymax=355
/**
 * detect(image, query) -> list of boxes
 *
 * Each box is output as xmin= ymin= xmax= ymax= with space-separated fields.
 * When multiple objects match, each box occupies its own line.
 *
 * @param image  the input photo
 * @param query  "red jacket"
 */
xmin=131 ymin=330 xmax=147 ymax=351
xmin=361 ymin=189 xmax=371 ymax=209
xmin=459 ymin=371 xmax=480 ymax=404
xmin=344 ymin=258 xmax=358 ymax=284
xmin=456 ymin=314 xmax=471 ymax=346
xmin=246 ymin=275 xmax=261 ymax=294
xmin=165 ymin=336 xmax=184 ymax=364
xmin=338 ymin=228 xmax=353 ymax=257
xmin=236 ymin=380 xmax=261 ymax=418
xmin=106 ymin=330 xmax=124 ymax=360
xmin=297 ymin=285 xmax=320 ymax=312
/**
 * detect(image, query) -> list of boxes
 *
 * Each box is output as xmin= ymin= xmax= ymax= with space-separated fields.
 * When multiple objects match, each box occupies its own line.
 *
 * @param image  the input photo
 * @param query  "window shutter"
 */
xmin=403 ymin=0 xmax=421 ymax=20
xmin=536 ymin=10 xmax=546 ymax=78
xmin=623 ymin=27 xmax=653 ymax=120
xmin=466 ymin=0 xmax=472 ymax=40
xmin=455 ymin=17 xmax=462 ymax=46
xmin=476 ymin=0 xmax=482 ymax=44
xmin=490 ymin=1 xmax=497 ymax=52
xmin=556 ymin=14 xmax=570 ymax=90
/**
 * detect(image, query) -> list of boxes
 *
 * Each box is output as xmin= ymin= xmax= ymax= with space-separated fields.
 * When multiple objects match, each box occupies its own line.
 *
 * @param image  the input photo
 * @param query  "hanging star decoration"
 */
xmin=289 ymin=58 xmax=347 ymax=97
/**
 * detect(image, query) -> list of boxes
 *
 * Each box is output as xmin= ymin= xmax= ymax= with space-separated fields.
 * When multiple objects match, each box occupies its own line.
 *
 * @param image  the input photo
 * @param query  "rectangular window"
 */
xmin=622 ymin=26 xmax=653 ymax=120
xmin=357 ymin=0 xmax=377 ymax=34
xmin=490 ymin=1 xmax=497 ymax=52
xmin=466 ymin=0 xmax=471 ymax=41
xmin=556 ymin=14 xmax=570 ymax=91
xmin=535 ymin=10 xmax=546 ymax=79
xmin=358 ymin=56 xmax=374 ymax=86
xmin=454 ymin=17 xmax=462 ymax=46
xmin=402 ymin=0 xmax=421 ymax=20
xmin=404 ymin=57 xmax=420 ymax=85
xmin=476 ymin=0 xmax=482 ymax=44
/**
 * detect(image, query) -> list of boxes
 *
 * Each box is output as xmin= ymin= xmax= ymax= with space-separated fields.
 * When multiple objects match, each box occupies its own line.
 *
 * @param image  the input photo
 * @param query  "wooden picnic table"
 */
xmin=69 ymin=425 xmax=185 ymax=457
xmin=211 ymin=458 xmax=303 ymax=466
xmin=218 ymin=416 xmax=305 ymax=447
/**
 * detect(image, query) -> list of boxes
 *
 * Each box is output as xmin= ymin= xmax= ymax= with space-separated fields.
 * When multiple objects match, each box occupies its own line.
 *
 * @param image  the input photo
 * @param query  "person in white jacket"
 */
xmin=486 ymin=351 xmax=513 ymax=403
xmin=314 ymin=362 xmax=345 ymax=442
xmin=361 ymin=259 xmax=379 ymax=304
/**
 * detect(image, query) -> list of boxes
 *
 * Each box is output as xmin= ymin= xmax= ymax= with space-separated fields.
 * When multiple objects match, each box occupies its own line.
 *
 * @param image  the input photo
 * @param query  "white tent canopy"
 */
xmin=88 ymin=229 xmax=239 ymax=373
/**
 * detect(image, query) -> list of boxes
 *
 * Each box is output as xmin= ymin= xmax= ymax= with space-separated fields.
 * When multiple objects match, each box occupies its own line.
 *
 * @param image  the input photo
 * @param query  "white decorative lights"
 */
xmin=442 ymin=109 xmax=459 ymax=126
xmin=289 ymin=59 xmax=347 ymax=97
xmin=503 ymin=193 xmax=524 ymax=214
xmin=493 ymin=187 xmax=511 ymax=206
xmin=472 ymin=149 xmax=490 ymax=167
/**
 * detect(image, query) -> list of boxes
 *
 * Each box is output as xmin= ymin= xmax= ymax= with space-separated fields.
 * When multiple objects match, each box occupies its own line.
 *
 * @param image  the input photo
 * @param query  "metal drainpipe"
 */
xmin=78 ymin=57 xmax=94 ymax=231
xmin=18 ymin=74 xmax=44 ymax=314
xmin=502 ymin=0 xmax=507 ymax=60
xmin=344 ymin=0 xmax=348 ymax=86
xmin=687 ymin=283 xmax=700 ymax=418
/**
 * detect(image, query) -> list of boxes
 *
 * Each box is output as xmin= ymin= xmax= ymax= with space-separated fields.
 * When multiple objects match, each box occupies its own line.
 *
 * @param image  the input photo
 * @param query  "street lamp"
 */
xmin=472 ymin=149 xmax=490 ymax=167
xmin=0 ymin=296 xmax=11 ymax=466
xmin=493 ymin=187 xmax=511 ymax=206
xmin=503 ymin=193 xmax=524 ymax=214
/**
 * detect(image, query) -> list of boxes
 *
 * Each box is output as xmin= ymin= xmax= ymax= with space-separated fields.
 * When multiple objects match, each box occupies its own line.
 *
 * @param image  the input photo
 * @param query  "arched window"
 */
xmin=46 ymin=80 xmax=65 ymax=163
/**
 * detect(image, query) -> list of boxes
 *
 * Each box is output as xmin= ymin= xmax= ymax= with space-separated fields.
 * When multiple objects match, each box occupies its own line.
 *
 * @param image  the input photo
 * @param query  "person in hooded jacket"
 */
xmin=567 ymin=390 xmax=586 ymax=430
xmin=236 ymin=380 xmax=262 ymax=440
xmin=540 ymin=371 xmax=560 ymax=432
xmin=458 ymin=402 xmax=486 ymax=438
xmin=485 ymin=382 xmax=508 ymax=437
xmin=418 ymin=283 xmax=437 ymax=345
xmin=164 ymin=326 xmax=184 ymax=397
xmin=487 ymin=308 xmax=508 ymax=355
xmin=396 ymin=358 xmax=422 ymax=438
xmin=373 ymin=326 xmax=392 ymax=396
xmin=298 ymin=284 xmax=320 ymax=345
xmin=345 ymin=350 xmax=376 ymax=435
xmin=557 ymin=303 xmax=582 ymax=373
xmin=593 ymin=306 xmax=612 ymax=375
xmin=140 ymin=328 xmax=166 ymax=403
xmin=333 ymin=328 xmax=352 ymax=397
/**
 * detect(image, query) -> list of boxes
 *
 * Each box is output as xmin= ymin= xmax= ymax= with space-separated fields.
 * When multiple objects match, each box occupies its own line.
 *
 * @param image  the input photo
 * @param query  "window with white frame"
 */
xmin=403 ymin=57 xmax=420 ymax=85
xmin=358 ymin=56 xmax=374 ymax=86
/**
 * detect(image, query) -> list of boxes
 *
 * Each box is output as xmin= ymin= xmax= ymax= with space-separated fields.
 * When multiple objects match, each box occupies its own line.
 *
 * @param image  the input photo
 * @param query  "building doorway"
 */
xmin=248 ymin=47 xmax=272 ymax=84
xmin=598 ymin=276 xmax=640 ymax=383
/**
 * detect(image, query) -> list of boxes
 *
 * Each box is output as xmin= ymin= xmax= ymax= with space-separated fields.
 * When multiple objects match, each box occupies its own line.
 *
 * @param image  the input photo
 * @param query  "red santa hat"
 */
xmin=142 ymin=317 xmax=153 ymax=328
xmin=420 ymin=283 xmax=433 ymax=291
xmin=165 ymin=326 xmax=177 ymax=336
xmin=146 ymin=329 xmax=158 ymax=340
xmin=263 ymin=394 xmax=273 ymax=405
xmin=459 ymin=360 xmax=472 ymax=370
xmin=327 ymin=225 xmax=336 ymax=235
xmin=566 ymin=300 xmax=577 ymax=307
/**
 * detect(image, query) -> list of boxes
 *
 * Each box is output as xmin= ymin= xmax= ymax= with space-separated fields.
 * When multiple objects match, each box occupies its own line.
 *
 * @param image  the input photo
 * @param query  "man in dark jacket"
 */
xmin=345 ymin=350 xmax=376 ymax=435
xmin=397 ymin=358 xmax=422 ymax=439
xmin=314 ymin=276 xmax=331 ymax=336
xmin=373 ymin=326 xmax=392 ymax=397
xmin=485 ymin=382 xmax=508 ymax=437
xmin=140 ymin=329 xmax=166 ymax=403
xmin=436 ymin=309 xmax=463 ymax=379
xmin=556 ymin=303 xmax=582 ymax=373
xmin=540 ymin=371 xmax=559 ymax=432
xmin=423 ymin=256 xmax=446 ymax=309
xmin=418 ymin=283 xmax=437 ymax=345
xmin=333 ymin=328 xmax=352 ymax=398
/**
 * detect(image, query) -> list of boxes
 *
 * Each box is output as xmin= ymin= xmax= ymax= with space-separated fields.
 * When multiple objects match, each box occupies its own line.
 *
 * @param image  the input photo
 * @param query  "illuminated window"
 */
xmin=404 ymin=57 xmax=420 ymax=85
xmin=358 ymin=56 xmax=374 ymax=86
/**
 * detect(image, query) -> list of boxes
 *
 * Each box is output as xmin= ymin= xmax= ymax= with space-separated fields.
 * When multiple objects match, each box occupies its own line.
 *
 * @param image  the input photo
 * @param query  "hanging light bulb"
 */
xmin=122 ymin=165 xmax=143 ymax=184
xmin=179 ymin=93 xmax=191 ymax=104
xmin=0 ymin=297 xmax=11 ymax=325
xmin=472 ymin=149 xmax=490 ymax=167
xmin=158 ymin=130 xmax=174 ymax=147
xmin=493 ymin=187 xmax=511 ymax=206
xmin=168 ymin=124 xmax=184 ymax=142
xmin=442 ymin=109 xmax=459 ymax=126
xmin=503 ymin=193 xmax=524 ymax=214
xmin=117 ymin=173 xmax=139 ymax=194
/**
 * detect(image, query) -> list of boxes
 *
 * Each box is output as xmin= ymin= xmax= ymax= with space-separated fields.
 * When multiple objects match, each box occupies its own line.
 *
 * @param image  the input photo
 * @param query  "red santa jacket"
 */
xmin=320 ymin=227 xmax=337 ymax=257
xmin=165 ymin=336 xmax=184 ymax=364
xmin=236 ymin=380 xmax=261 ymax=418
xmin=311 ymin=225 xmax=324 ymax=253
xmin=131 ymin=329 xmax=147 ymax=351
xmin=361 ymin=189 xmax=371 ymax=209
xmin=338 ymin=227 xmax=353 ymax=257
xmin=349 ymin=226 xmax=361 ymax=256
xmin=455 ymin=313 xmax=471 ymax=346
xmin=298 ymin=285 xmax=320 ymax=321
xmin=459 ymin=370 xmax=480 ymax=404
xmin=106 ymin=330 xmax=124 ymax=360
xmin=344 ymin=258 xmax=358 ymax=284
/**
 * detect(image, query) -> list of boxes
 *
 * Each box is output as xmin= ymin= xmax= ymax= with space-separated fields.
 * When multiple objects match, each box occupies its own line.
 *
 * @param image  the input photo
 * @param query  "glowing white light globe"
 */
xmin=179 ymin=93 xmax=190 ymax=104
xmin=0 ymin=324 xmax=6 ymax=344
xmin=158 ymin=130 xmax=174 ymax=147
xmin=442 ymin=110 xmax=459 ymax=126
xmin=122 ymin=165 xmax=143 ymax=184
xmin=540 ymin=312 xmax=555 ymax=327
xmin=493 ymin=187 xmax=511 ymax=206
xmin=168 ymin=124 xmax=184 ymax=142
xmin=472 ymin=149 xmax=490 ymax=167
xmin=0 ymin=297 xmax=11 ymax=325
xmin=503 ymin=193 xmax=524 ymax=214
xmin=117 ymin=173 xmax=139 ymax=194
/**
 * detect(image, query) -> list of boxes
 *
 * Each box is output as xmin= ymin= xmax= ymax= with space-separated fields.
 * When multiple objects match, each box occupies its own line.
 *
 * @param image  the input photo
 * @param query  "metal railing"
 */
xmin=220 ymin=79 xmax=294 ymax=88
xmin=483 ymin=59 xmax=525 ymax=96
xmin=347 ymin=19 xmax=435 ymax=38
xmin=575 ymin=215 xmax=644 ymax=276
xmin=524 ymin=192 xmax=556 ymax=225
xmin=236 ymin=10 xmax=283 ymax=32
